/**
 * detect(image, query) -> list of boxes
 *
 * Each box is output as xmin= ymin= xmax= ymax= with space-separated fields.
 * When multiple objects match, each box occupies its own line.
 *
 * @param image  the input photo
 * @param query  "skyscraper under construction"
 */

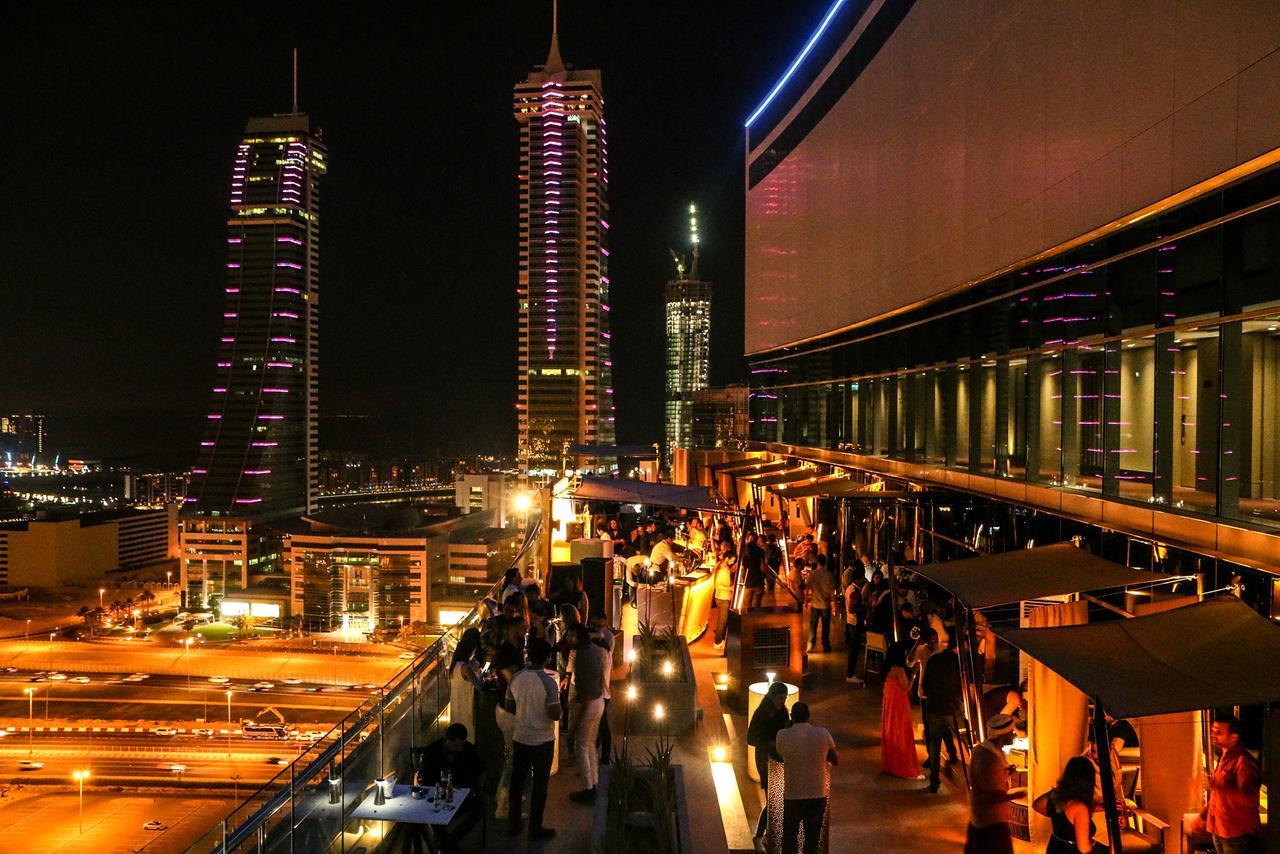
xmin=665 ymin=204 xmax=711 ymax=464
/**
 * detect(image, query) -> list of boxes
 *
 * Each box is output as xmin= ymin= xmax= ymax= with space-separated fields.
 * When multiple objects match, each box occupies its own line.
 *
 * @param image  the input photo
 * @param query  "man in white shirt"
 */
xmin=775 ymin=702 xmax=837 ymax=854
xmin=648 ymin=527 xmax=683 ymax=581
xmin=503 ymin=639 xmax=561 ymax=841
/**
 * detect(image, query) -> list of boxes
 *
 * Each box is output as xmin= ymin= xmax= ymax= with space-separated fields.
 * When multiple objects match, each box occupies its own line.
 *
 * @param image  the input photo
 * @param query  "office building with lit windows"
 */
xmin=743 ymin=1 xmax=1280 ymax=583
xmin=181 ymin=110 xmax=327 ymax=609
xmin=514 ymin=16 xmax=616 ymax=476
xmin=664 ymin=204 xmax=712 ymax=465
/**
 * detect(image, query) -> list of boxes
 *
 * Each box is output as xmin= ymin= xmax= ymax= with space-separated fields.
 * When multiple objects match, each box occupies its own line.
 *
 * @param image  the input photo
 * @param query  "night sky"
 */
xmin=1 ymin=2 xmax=828 ymax=468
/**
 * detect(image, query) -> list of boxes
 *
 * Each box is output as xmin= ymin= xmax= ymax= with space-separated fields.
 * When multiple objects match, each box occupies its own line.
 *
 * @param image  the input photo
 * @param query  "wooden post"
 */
xmin=1092 ymin=702 xmax=1125 ymax=853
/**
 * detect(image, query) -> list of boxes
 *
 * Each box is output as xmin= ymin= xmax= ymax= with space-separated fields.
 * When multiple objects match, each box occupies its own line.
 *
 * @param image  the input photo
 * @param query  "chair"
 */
xmin=1117 ymin=808 xmax=1167 ymax=853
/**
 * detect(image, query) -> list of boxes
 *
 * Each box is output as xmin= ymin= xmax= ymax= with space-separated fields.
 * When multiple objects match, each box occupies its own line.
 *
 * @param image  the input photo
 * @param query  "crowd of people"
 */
xmin=436 ymin=512 xmax=1266 ymax=854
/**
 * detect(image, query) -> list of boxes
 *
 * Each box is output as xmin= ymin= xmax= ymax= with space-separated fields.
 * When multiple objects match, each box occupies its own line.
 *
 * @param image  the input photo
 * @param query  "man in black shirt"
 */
xmin=920 ymin=645 xmax=962 ymax=793
xmin=764 ymin=535 xmax=783 ymax=596
xmin=741 ymin=532 xmax=767 ymax=611
xmin=411 ymin=723 xmax=485 ymax=852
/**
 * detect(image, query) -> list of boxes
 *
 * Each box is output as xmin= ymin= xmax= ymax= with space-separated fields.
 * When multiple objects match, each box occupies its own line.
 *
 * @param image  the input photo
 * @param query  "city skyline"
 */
xmin=1 ymin=3 xmax=827 ymax=468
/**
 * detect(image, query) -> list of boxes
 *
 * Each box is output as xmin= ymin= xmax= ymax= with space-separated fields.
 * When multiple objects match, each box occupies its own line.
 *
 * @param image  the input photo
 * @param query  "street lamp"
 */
xmin=23 ymin=687 xmax=35 ymax=755
xmin=72 ymin=769 xmax=90 ymax=833
xmin=48 ymin=631 xmax=55 ymax=672
xmin=98 ymin=588 xmax=104 ymax=610
xmin=166 ymin=570 xmax=172 ymax=587
xmin=25 ymin=619 xmax=30 ymax=647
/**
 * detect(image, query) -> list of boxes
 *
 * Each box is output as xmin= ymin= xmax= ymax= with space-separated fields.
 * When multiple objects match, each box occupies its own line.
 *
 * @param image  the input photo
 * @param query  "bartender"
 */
xmin=648 ymin=527 xmax=682 ymax=582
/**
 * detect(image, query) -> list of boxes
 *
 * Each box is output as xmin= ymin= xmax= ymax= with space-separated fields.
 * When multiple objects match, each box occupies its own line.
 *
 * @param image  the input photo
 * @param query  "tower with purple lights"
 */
xmin=514 ymin=8 xmax=616 ymax=477
xmin=186 ymin=113 xmax=327 ymax=518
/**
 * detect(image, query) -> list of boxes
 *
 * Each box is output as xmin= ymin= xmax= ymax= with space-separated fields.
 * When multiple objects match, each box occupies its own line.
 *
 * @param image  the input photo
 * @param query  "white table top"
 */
xmin=351 ymin=785 xmax=470 ymax=826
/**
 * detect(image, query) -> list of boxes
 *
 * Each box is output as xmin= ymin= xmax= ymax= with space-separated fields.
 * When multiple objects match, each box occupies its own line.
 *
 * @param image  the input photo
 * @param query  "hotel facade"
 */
xmin=743 ymin=0 xmax=1280 ymax=591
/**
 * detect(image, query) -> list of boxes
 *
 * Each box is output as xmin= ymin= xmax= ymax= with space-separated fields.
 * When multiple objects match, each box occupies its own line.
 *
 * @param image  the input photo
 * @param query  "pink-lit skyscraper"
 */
xmin=514 ymin=13 xmax=616 ymax=477
xmin=186 ymin=113 xmax=327 ymax=518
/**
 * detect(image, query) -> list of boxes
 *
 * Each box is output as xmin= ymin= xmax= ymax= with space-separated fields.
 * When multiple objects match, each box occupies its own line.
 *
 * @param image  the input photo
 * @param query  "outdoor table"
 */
xmin=351 ymin=784 xmax=470 ymax=854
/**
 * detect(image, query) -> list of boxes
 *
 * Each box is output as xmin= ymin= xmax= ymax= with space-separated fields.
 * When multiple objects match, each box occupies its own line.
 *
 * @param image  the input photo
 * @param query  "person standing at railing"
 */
xmin=449 ymin=628 xmax=482 ymax=741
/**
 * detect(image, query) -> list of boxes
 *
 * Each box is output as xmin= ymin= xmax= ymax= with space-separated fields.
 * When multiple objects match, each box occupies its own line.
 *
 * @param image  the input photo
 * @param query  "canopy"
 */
xmin=561 ymin=475 xmax=725 ymax=513
xmin=567 ymin=443 xmax=659 ymax=459
xmin=705 ymin=456 xmax=766 ymax=472
xmin=740 ymin=467 xmax=822 ymax=487
xmin=712 ymin=459 xmax=791 ymax=476
xmin=771 ymin=477 xmax=874 ymax=499
xmin=996 ymin=596 xmax=1280 ymax=718
xmin=910 ymin=543 xmax=1159 ymax=610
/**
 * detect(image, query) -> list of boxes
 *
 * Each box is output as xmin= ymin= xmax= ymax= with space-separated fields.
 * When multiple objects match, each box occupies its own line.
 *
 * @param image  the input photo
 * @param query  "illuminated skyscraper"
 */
xmin=664 ymin=204 xmax=711 ymax=463
xmin=514 ymin=10 xmax=615 ymax=477
xmin=180 ymin=107 xmax=325 ymax=610
xmin=186 ymin=113 xmax=327 ymax=519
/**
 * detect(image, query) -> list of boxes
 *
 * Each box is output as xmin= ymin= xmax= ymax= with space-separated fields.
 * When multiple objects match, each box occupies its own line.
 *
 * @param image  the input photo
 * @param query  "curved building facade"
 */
xmin=187 ymin=113 xmax=326 ymax=518
xmin=745 ymin=1 xmax=1280 ymax=576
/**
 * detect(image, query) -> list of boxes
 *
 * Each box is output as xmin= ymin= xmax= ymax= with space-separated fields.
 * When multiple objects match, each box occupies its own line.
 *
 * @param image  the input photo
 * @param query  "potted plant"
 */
xmin=626 ymin=624 xmax=696 ymax=735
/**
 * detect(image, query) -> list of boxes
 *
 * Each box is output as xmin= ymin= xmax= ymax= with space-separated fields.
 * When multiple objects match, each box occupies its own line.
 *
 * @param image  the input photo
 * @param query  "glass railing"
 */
xmin=186 ymin=517 xmax=540 ymax=854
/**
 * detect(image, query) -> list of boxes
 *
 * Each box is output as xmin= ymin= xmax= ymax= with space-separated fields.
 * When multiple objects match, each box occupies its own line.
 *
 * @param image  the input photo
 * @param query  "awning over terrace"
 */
xmin=770 ymin=477 xmax=878 ymax=499
xmin=995 ymin=596 xmax=1280 ymax=718
xmin=567 ymin=443 xmax=660 ymax=458
xmin=558 ymin=475 xmax=725 ymax=513
xmin=711 ymin=459 xmax=791 ymax=476
xmin=909 ymin=543 xmax=1160 ymax=610
xmin=739 ymin=467 xmax=823 ymax=487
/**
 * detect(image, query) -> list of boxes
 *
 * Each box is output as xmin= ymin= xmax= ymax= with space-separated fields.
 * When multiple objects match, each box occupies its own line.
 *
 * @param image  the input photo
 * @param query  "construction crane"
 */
xmin=244 ymin=705 xmax=286 ymax=725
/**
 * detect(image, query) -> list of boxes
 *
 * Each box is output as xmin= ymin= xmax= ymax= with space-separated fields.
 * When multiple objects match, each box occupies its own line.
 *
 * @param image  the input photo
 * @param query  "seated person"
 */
xmin=409 ymin=723 xmax=485 ymax=853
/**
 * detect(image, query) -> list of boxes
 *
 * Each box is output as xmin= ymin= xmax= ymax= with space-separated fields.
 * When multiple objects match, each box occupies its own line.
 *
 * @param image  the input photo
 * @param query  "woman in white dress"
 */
xmin=449 ymin=628 xmax=482 ymax=740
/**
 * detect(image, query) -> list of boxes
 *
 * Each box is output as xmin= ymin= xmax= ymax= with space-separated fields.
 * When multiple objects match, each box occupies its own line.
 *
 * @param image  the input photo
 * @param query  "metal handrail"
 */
xmin=194 ymin=515 xmax=542 ymax=853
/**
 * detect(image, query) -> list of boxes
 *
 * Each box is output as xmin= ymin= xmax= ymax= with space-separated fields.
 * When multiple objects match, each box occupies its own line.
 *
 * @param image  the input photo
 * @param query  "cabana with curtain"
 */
xmin=997 ymin=596 xmax=1280 ymax=853
xmin=910 ymin=543 xmax=1169 ymax=849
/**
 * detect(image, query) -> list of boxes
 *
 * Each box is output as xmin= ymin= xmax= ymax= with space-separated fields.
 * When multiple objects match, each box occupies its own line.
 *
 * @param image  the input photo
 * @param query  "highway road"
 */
xmin=0 ymin=638 xmax=409 ymax=686
xmin=0 ymin=672 xmax=368 ymax=726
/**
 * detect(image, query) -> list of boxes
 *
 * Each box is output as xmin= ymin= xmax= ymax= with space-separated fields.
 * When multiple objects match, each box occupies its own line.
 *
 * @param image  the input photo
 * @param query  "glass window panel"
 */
xmin=1114 ymin=337 xmax=1156 ymax=502
xmin=1063 ymin=346 xmax=1105 ymax=492
xmin=1002 ymin=359 xmax=1028 ymax=479
xmin=1168 ymin=326 xmax=1220 ymax=515
xmin=954 ymin=367 xmax=970 ymax=469
xmin=1232 ymin=310 xmax=1280 ymax=526
xmin=977 ymin=363 xmax=998 ymax=474
xmin=1028 ymin=353 xmax=1062 ymax=483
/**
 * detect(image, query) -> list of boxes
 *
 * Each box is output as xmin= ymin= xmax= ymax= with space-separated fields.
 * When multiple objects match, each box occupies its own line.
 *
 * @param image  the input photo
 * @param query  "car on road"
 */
xmin=192 ymin=728 xmax=215 ymax=737
xmin=143 ymin=820 xmax=166 ymax=831
xmin=0 ymin=666 xmax=18 ymax=673
xmin=69 ymin=676 xmax=90 ymax=684
xmin=303 ymin=730 xmax=327 ymax=741
xmin=47 ymin=673 xmax=67 ymax=681
xmin=208 ymin=676 xmax=230 ymax=684
xmin=28 ymin=676 xmax=47 ymax=683
xmin=253 ymin=681 xmax=275 ymax=690
xmin=282 ymin=677 xmax=302 ymax=685
xmin=167 ymin=763 xmax=187 ymax=773
xmin=350 ymin=683 xmax=377 ymax=691
xmin=266 ymin=757 xmax=288 ymax=765
xmin=19 ymin=761 xmax=44 ymax=771
xmin=152 ymin=727 xmax=178 ymax=736
xmin=398 ymin=651 xmax=416 ymax=660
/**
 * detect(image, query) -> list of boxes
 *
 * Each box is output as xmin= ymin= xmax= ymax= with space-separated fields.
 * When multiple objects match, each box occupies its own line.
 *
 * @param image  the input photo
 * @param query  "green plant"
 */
xmin=603 ymin=739 xmax=635 ymax=854
xmin=641 ymin=728 xmax=677 ymax=854
xmin=636 ymin=621 xmax=658 ymax=676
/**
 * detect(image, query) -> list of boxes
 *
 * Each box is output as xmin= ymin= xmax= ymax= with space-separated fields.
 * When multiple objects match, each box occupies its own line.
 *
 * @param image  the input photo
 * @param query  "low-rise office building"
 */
xmin=0 ymin=505 xmax=179 ymax=587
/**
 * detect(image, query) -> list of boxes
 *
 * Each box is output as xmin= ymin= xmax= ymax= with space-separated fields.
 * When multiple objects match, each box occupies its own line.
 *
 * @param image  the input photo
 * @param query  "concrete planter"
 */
xmin=627 ymin=636 xmax=697 ymax=735
xmin=591 ymin=763 xmax=691 ymax=854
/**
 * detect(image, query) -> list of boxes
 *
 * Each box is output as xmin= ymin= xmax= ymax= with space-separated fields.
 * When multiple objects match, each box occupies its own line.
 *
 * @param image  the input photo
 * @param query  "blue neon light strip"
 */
xmin=744 ymin=0 xmax=851 ymax=129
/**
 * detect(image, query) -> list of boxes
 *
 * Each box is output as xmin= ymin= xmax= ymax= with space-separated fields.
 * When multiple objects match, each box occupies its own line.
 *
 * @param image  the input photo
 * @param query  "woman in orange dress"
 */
xmin=881 ymin=642 xmax=923 ymax=778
